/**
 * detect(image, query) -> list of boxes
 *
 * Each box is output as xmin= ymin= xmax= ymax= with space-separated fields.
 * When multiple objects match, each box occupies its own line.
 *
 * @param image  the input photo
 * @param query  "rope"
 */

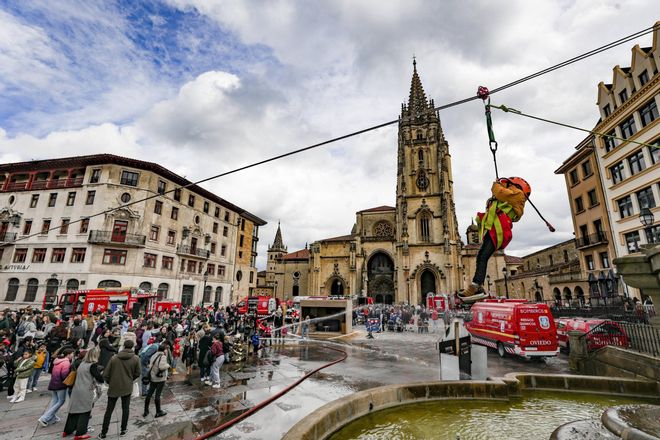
xmin=489 ymin=104 xmax=659 ymax=150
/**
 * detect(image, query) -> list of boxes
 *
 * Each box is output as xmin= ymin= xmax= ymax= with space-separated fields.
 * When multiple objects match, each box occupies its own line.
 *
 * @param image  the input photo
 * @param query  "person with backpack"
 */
xmin=208 ymin=334 xmax=224 ymax=389
xmin=38 ymin=348 xmax=74 ymax=426
xmin=10 ymin=348 xmax=35 ymax=403
xmin=143 ymin=343 xmax=170 ymax=418
xmin=139 ymin=337 xmax=159 ymax=396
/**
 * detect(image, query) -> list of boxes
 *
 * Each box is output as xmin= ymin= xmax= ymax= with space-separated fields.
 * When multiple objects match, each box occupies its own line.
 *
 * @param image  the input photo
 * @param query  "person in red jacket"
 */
xmin=460 ymin=177 xmax=531 ymax=303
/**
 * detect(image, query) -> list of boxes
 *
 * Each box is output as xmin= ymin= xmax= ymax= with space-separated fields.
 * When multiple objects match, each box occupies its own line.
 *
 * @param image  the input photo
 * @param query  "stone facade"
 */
xmin=0 ymin=154 xmax=265 ymax=308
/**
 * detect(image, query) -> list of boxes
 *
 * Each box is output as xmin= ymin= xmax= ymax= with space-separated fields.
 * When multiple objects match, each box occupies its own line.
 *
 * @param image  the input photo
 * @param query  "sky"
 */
xmin=0 ymin=1 xmax=657 ymax=270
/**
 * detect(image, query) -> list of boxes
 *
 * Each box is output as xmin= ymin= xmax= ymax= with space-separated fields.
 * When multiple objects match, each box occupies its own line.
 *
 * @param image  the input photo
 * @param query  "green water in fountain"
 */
xmin=329 ymin=392 xmax=654 ymax=440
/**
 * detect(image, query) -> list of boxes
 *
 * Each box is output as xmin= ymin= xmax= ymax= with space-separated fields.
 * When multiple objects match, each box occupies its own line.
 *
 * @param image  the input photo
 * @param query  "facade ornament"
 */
xmin=424 ymin=251 xmax=430 ymax=263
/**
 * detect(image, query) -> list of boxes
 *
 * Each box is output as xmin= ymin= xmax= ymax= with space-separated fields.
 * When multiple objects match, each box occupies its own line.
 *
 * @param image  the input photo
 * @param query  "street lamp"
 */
xmin=639 ymin=207 xmax=655 ymax=244
xmin=486 ymin=274 xmax=492 ymax=294
xmin=502 ymin=267 xmax=510 ymax=299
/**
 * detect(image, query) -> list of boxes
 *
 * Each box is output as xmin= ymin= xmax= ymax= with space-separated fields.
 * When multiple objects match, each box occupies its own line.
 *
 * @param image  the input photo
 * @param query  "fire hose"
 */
xmin=193 ymin=344 xmax=348 ymax=440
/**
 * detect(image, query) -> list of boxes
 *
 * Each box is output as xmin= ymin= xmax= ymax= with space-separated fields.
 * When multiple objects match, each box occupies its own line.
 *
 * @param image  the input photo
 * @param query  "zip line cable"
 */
xmin=1 ymin=24 xmax=657 ymax=248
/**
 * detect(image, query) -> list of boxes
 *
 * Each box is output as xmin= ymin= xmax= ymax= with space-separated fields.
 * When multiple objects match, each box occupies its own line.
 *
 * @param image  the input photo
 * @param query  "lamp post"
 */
xmin=502 ymin=267 xmax=510 ymax=299
xmin=486 ymin=274 xmax=492 ymax=294
xmin=639 ymin=207 xmax=656 ymax=244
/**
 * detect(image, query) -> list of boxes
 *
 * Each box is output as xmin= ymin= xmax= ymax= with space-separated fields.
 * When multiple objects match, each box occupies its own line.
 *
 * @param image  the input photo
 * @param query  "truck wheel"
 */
xmin=497 ymin=342 xmax=506 ymax=358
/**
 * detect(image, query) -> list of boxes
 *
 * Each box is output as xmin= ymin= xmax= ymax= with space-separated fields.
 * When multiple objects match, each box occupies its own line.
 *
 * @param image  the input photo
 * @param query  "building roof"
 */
xmin=257 ymin=270 xmax=267 ymax=276
xmin=282 ymin=248 xmax=310 ymax=260
xmin=0 ymin=154 xmax=266 ymax=225
xmin=319 ymin=234 xmax=355 ymax=242
xmin=359 ymin=205 xmax=395 ymax=213
xmin=504 ymin=255 xmax=523 ymax=264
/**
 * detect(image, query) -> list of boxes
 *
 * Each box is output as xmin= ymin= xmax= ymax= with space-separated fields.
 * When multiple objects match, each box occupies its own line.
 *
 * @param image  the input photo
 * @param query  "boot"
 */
xmin=458 ymin=283 xmax=488 ymax=303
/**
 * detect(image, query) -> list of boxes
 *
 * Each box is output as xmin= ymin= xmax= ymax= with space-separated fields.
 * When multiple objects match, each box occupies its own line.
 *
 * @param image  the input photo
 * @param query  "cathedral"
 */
xmin=260 ymin=61 xmax=509 ymax=304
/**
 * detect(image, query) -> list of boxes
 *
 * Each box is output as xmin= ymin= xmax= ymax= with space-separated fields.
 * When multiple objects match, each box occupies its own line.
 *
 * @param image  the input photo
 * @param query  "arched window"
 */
xmin=330 ymin=278 xmax=344 ymax=296
xmin=6 ymin=278 xmax=19 ymax=301
xmin=419 ymin=212 xmax=431 ymax=242
xmin=553 ymin=287 xmax=561 ymax=302
xmin=24 ymin=278 xmax=39 ymax=302
xmin=203 ymin=286 xmax=212 ymax=303
xmin=66 ymin=279 xmax=79 ymax=291
xmin=292 ymin=285 xmax=300 ymax=297
xmin=418 ymin=149 xmax=424 ymax=163
xmin=563 ymin=287 xmax=572 ymax=302
xmin=139 ymin=281 xmax=152 ymax=292
xmin=98 ymin=280 xmax=121 ymax=288
xmin=44 ymin=279 xmax=59 ymax=306
xmin=157 ymin=283 xmax=169 ymax=300
xmin=214 ymin=286 xmax=222 ymax=303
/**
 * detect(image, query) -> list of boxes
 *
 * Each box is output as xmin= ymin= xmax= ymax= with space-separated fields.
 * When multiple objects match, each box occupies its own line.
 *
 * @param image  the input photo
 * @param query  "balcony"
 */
xmin=177 ymin=244 xmax=210 ymax=259
xmin=88 ymin=230 xmax=146 ymax=247
xmin=1 ymin=176 xmax=84 ymax=192
xmin=0 ymin=232 xmax=17 ymax=244
xmin=575 ymin=231 xmax=608 ymax=249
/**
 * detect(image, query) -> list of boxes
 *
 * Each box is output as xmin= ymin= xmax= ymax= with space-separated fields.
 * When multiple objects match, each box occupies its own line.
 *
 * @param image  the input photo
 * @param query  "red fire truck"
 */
xmin=465 ymin=299 xmax=559 ymax=358
xmin=426 ymin=293 xmax=450 ymax=312
xmin=237 ymin=296 xmax=281 ymax=317
xmin=58 ymin=288 xmax=158 ymax=318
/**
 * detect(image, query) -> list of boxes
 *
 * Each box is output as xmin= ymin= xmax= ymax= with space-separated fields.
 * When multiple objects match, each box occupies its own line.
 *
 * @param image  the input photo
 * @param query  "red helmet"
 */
xmin=501 ymin=177 xmax=531 ymax=197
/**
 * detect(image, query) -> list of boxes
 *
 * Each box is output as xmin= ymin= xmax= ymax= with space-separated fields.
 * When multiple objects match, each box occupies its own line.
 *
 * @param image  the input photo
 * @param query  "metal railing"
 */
xmin=582 ymin=320 xmax=660 ymax=357
xmin=177 ymin=244 xmax=210 ymax=258
xmin=87 ymin=230 xmax=146 ymax=246
xmin=547 ymin=300 xmax=648 ymax=324
xmin=575 ymin=231 xmax=608 ymax=249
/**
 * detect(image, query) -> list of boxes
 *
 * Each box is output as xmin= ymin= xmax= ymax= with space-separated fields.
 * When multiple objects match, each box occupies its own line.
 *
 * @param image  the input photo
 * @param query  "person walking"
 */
xmin=62 ymin=347 xmax=103 ymax=440
xmin=38 ymin=348 xmax=74 ymax=426
xmin=143 ymin=343 xmax=170 ymax=418
xmin=181 ymin=332 xmax=197 ymax=386
xmin=198 ymin=329 xmax=212 ymax=384
xmin=139 ymin=337 xmax=159 ymax=396
xmin=209 ymin=334 xmax=224 ymax=389
xmin=99 ymin=340 xmax=140 ymax=438
xmin=10 ymin=348 xmax=35 ymax=403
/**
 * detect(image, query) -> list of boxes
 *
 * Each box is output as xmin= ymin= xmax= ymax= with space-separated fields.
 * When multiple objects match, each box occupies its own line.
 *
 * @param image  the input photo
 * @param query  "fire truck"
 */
xmin=58 ymin=288 xmax=158 ymax=318
xmin=237 ymin=295 xmax=280 ymax=317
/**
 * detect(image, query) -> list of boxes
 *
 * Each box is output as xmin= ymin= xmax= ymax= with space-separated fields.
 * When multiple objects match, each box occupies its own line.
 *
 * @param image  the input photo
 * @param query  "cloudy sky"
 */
xmin=0 ymin=1 xmax=656 ymax=269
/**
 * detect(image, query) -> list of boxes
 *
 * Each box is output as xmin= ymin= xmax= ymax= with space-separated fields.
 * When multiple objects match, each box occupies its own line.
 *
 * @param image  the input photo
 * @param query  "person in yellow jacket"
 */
xmin=460 ymin=177 xmax=531 ymax=303
xmin=27 ymin=343 xmax=47 ymax=392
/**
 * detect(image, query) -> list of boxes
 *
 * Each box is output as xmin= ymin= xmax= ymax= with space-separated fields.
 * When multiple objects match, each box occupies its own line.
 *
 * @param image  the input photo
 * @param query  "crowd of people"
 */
xmin=0 ymin=303 xmax=280 ymax=440
xmin=354 ymin=303 xmax=452 ymax=334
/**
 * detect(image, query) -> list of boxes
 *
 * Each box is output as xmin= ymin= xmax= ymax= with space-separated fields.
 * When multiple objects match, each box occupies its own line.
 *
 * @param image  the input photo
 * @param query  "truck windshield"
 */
xmin=61 ymin=294 xmax=77 ymax=315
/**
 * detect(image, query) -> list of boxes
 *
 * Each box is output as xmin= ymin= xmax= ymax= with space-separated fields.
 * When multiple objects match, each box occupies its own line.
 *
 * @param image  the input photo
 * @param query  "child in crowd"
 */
xmin=27 ymin=344 xmax=47 ymax=392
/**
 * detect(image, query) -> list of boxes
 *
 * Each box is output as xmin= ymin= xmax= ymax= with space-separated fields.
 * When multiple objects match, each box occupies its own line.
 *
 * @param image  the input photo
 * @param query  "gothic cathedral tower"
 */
xmin=395 ymin=60 xmax=462 ymax=304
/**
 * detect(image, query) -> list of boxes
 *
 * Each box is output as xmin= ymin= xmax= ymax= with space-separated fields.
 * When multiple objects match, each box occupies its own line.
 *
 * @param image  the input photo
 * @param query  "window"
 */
xmin=218 ymin=265 xmax=226 ymax=276
xmin=51 ymin=248 xmax=66 ymax=263
xmin=213 ymin=222 xmax=218 ymax=233
xmin=79 ymin=218 xmax=89 ymax=234
xmin=120 ymin=192 xmax=131 ymax=203
xmin=579 ymin=224 xmax=588 ymax=241
xmin=157 ymin=283 xmax=169 ymax=300
xmin=5 ymin=278 xmax=19 ymax=302
xmin=90 ymin=169 xmax=101 ymax=183
xmin=215 ymin=286 xmax=223 ymax=303
xmin=604 ymin=130 xmax=617 ymax=152
xmin=239 ymin=235 xmax=244 ymax=247
xmin=587 ymin=189 xmax=598 ymax=207
xmin=98 ymin=280 xmax=121 ymax=288
xmin=628 ymin=150 xmax=646 ymax=175
xmin=636 ymin=186 xmax=656 ymax=209
xmin=600 ymin=252 xmax=610 ymax=269
xmin=223 ymin=226 xmax=228 ymax=237
xmin=585 ymin=254 xmax=594 ymax=270
xmin=610 ymin=161 xmax=626 ymax=184
xmin=66 ymin=192 xmax=76 ymax=206
xmin=238 ymin=250 xmax=243 ymax=259
xmin=624 ymin=230 xmax=641 ymax=253
xmin=569 ymin=169 xmax=579 ymax=185
xmin=188 ymin=194 xmax=195 ymax=207
xmin=154 ymin=200 xmax=163 ymax=215
xmin=214 ymin=207 xmax=220 ymax=218
xmin=203 ymin=286 xmax=212 ymax=303
xmin=207 ymin=264 xmax=215 ymax=276
xmin=23 ymin=220 xmax=32 ymax=235
xmin=236 ymin=270 xmax=243 ymax=281
xmin=120 ymin=170 xmax=139 ymax=186
xmin=617 ymin=196 xmax=634 ymax=219
xmin=210 ymin=242 xmax=216 ymax=254
xmin=224 ymin=212 xmax=230 ymax=222
xmin=645 ymin=225 xmax=660 ymax=244
xmin=650 ymin=142 xmax=660 ymax=164
xmin=48 ymin=193 xmax=57 ymax=207
xmin=603 ymin=104 xmax=611 ymax=117
xmin=639 ymin=99 xmax=658 ymax=127
xmin=30 ymin=194 xmax=39 ymax=208
xmin=103 ymin=249 xmax=127 ymax=265
xmin=157 ymin=180 xmax=166 ymax=195
xmin=149 ymin=225 xmax=159 ymax=241
xmin=638 ymin=70 xmax=649 ymax=86
xmin=419 ymin=213 xmax=431 ymax=242
xmin=221 ymin=245 xmax=226 ymax=257
xmin=162 ymin=256 xmax=173 ymax=270
xmin=581 ymin=160 xmax=593 ymax=178
xmin=250 ymin=271 xmax=254 ymax=283
xmin=574 ymin=196 xmax=584 ymax=212
xmin=549 ymin=255 xmax=554 ymax=266
xmin=620 ymin=116 xmax=637 ymax=139
xmin=85 ymin=190 xmax=96 ymax=205
xmin=203 ymin=201 xmax=209 ymax=213
xmin=24 ymin=278 xmax=38 ymax=302
xmin=41 ymin=219 xmax=51 ymax=235
xmin=173 ymin=188 xmax=181 ymax=202
xmin=594 ymin=219 xmax=604 ymax=236
xmin=619 ymin=89 xmax=628 ymax=104
xmin=13 ymin=249 xmax=27 ymax=263
xmin=563 ymin=249 xmax=569 ymax=263
xmin=187 ymin=260 xmax=197 ymax=273
xmin=143 ymin=253 xmax=157 ymax=268
xmin=167 ymin=230 xmax=176 ymax=245
xmin=60 ymin=218 xmax=70 ymax=234
xmin=71 ymin=248 xmax=86 ymax=263
xmin=171 ymin=207 xmax=178 ymax=220
xmin=241 ymin=218 xmax=245 ymax=231
xmin=32 ymin=248 xmax=46 ymax=263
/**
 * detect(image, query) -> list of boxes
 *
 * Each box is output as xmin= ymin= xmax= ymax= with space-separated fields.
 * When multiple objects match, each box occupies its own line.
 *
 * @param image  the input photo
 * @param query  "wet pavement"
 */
xmin=0 ymin=326 xmax=570 ymax=440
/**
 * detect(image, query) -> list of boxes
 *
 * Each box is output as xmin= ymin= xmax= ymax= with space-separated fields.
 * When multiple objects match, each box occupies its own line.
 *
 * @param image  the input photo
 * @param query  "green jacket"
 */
xmin=103 ymin=349 xmax=140 ymax=398
xmin=14 ymin=356 xmax=35 ymax=379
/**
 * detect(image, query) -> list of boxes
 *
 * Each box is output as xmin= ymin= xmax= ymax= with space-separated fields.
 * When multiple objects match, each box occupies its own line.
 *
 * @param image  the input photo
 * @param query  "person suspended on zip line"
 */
xmin=459 ymin=177 xmax=531 ymax=303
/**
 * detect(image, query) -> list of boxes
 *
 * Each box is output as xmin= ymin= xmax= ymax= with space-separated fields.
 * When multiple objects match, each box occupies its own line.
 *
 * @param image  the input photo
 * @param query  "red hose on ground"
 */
xmin=193 ymin=344 xmax=348 ymax=440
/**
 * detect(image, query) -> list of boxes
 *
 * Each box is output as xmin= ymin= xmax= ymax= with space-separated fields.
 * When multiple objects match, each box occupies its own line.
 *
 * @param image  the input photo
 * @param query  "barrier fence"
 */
xmin=582 ymin=320 xmax=660 ymax=357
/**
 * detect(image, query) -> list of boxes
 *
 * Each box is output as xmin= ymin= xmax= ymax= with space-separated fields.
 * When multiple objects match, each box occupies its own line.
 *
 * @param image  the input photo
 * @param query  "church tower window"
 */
xmin=418 ymin=149 xmax=424 ymax=163
xmin=419 ymin=213 xmax=431 ymax=242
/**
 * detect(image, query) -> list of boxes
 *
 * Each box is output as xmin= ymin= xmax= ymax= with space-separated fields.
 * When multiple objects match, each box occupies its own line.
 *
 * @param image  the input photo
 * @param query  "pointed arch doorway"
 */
xmin=368 ymin=252 xmax=395 ymax=304
xmin=419 ymin=270 xmax=437 ymax=305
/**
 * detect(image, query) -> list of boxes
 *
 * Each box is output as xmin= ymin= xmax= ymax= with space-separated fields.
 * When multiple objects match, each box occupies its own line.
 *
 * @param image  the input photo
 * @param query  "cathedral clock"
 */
xmin=416 ymin=170 xmax=429 ymax=190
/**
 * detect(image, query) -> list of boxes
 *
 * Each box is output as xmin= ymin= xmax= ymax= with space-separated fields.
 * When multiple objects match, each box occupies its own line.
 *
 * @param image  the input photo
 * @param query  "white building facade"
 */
xmin=0 ymin=154 xmax=265 ymax=309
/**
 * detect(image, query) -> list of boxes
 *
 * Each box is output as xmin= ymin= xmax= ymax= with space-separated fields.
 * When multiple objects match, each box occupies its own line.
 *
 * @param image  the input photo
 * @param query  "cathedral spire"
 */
xmin=408 ymin=58 xmax=428 ymax=115
xmin=270 ymin=221 xmax=286 ymax=252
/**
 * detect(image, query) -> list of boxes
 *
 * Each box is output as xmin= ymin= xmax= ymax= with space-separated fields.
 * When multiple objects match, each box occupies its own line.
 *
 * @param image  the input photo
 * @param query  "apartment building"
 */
xmin=0 ymin=154 xmax=265 ymax=309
